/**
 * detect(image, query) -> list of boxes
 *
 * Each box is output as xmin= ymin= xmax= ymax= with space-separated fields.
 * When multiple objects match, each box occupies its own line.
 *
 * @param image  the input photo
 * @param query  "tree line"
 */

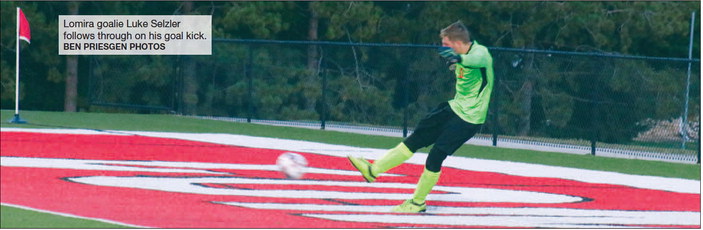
xmin=0 ymin=1 xmax=699 ymax=144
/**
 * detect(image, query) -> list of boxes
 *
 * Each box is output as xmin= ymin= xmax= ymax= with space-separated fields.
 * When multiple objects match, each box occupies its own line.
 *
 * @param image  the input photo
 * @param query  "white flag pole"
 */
xmin=11 ymin=7 xmax=26 ymax=124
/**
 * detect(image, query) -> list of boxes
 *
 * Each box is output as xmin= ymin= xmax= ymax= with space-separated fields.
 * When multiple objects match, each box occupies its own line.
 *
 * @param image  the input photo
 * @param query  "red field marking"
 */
xmin=1 ymin=131 xmax=699 ymax=228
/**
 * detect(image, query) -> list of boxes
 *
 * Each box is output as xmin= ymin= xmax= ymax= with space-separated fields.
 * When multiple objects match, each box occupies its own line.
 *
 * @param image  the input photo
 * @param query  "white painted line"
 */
xmin=65 ymin=175 xmax=582 ymax=203
xmin=0 ymin=156 xmax=403 ymax=177
xmin=1 ymin=203 xmax=151 ymax=228
xmin=122 ymin=130 xmax=701 ymax=194
xmin=302 ymin=212 xmax=699 ymax=228
xmin=217 ymin=202 xmax=700 ymax=227
xmin=1 ymin=127 xmax=130 ymax=135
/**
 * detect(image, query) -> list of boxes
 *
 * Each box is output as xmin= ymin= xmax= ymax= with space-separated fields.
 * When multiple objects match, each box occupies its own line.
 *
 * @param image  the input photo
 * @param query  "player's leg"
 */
xmin=347 ymin=142 xmax=412 ymax=183
xmin=348 ymin=102 xmax=452 ymax=182
xmin=391 ymin=149 xmax=446 ymax=213
xmin=402 ymin=102 xmax=455 ymax=152
xmin=393 ymin=116 xmax=481 ymax=213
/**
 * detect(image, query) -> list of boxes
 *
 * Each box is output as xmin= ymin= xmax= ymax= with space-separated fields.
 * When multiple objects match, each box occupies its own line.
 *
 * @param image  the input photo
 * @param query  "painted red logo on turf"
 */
xmin=1 ymin=131 xmax=700 ymax=228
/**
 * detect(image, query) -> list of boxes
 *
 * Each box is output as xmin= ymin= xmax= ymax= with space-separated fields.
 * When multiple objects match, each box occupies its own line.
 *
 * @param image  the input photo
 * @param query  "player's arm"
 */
xmin=437 ymin=47 xmax=460 ymax=71
xmin=438 ymin=46 xmax=488 ymax=68
xmin=438 ymin=47 xmax=461 ymax=64
xmin=458 ymin=47 xmax=489 ymax=68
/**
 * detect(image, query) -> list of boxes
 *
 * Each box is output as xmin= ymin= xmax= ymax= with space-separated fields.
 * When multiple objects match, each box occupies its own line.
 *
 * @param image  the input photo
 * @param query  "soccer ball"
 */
xmin=276 ymin=152 xmax=308 ymax=179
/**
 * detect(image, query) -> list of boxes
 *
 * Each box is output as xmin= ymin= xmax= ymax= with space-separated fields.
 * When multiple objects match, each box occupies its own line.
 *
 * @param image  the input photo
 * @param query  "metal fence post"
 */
xmin=88 ymin=57 xmax=95 ymax=110
xmin=590 ymin=74 xmax=598 ymax=156
xmin=492 ymin=71 xmax=499 ymax=147
xmin=177 ymin=56 xmax=184 ymax=115
xmin=170 ymin=56 xmax=177 ymax=113
xmin=698 ymin=114 xmax=701 ymax=164
xmin=246 ymin=46 xmax=254 ymax=123
xmin=321 ymin=61 xmax=327 ymax=130
xmin=402 ymin=67 xmax=410 ymax=138
xmin=681 ymin=11 xmax=696 ymax=149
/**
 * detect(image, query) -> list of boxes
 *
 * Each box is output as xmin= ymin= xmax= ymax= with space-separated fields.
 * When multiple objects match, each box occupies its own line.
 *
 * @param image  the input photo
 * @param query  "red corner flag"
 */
xmin=11 ymin=7 xmax=30 ymax=124
xmin=18 ymin=8 xmax=30 ymax=44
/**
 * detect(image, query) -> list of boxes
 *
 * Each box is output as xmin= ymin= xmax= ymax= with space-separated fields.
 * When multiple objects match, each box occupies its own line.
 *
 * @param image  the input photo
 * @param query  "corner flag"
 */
xmin=19 ymin=8 xmax=31 ymax=44
xmin=11 ymin=7 xmax=31 ymax=124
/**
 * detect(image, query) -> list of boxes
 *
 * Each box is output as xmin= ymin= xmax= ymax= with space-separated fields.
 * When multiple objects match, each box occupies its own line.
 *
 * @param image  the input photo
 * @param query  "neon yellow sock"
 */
xmin=370 ymin=143 xmax=413 ymax=176
xmin=412 ymin=168 xmax=441 ymax=204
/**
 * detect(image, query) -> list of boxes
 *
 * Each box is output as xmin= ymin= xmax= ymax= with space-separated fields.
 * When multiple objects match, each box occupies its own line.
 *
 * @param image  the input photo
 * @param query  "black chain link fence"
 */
xmin=88 ymin=39 xmax=701 ymax=162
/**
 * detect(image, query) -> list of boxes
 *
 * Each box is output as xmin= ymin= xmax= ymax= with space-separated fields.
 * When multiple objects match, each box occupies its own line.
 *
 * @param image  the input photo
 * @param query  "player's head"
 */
xmin=440 ymin=20 xmax=471 ymax=48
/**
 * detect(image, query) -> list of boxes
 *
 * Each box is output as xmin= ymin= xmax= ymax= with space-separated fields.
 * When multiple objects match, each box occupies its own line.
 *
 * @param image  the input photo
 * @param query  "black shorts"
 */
xmin=403 ymin=102 xmax=481 ymax=155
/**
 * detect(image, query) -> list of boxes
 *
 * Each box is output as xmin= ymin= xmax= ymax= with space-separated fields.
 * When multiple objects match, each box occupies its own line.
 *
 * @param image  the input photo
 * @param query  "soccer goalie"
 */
xmin=348 ymin=20 xmax=494 ymax=213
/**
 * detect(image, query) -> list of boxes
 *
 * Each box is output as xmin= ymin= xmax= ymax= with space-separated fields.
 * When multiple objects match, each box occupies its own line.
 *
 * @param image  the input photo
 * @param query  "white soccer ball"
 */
xmin=276 ymin=152 xmax=308 ymax=179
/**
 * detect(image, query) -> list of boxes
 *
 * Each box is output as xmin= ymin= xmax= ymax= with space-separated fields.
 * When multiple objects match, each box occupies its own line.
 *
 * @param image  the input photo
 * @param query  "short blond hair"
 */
xmin=440 ymin=20 xmax=471 ymax=43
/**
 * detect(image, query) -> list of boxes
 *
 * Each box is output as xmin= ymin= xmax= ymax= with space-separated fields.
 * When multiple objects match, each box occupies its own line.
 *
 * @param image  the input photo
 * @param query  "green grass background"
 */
xmin=1 ymin=110 xmax=700 ymax=228
xmin=0 ymin=205 xmax=130 ymax=228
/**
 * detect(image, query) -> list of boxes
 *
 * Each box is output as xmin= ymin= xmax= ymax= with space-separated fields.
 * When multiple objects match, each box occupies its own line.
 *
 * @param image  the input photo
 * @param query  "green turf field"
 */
xmin=1 ymin=109 xmax=700 ymax=228
xmin=0 ymin=205 xmax=131 ymax=228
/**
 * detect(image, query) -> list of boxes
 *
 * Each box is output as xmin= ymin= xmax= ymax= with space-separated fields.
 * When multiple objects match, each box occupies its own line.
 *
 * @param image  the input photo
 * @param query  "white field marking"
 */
xmin=1 ymin=156 xmax=226 ymax=174
xmin=218 ymin=201 xmax=698 ymax=216
xmin=1 ymin=127 xmax=130 ymax=135
xmin=2 ymin=128 xmax=700 ymax=194
xmin=0 ymin=156 xmax=397 ymax=177
xmin=118 ymin=130 xmax=703 ymax=194
xmin=219 ymin=202 xmax=701 ymax=228
xmin=65 ymin=176 xmax=582 ymax=203
xmin=302 ymin=212 xmax=700 ymax=228
xmin=1 ymin=202 xmax=151 ymax=228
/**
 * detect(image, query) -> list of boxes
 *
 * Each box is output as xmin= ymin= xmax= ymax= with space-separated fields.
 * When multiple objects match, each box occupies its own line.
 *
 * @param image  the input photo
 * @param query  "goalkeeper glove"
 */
xmin=448 ymin=63 xmax=456 ymax=71
xmin=438 ymin=47 xmax=461 ymax=64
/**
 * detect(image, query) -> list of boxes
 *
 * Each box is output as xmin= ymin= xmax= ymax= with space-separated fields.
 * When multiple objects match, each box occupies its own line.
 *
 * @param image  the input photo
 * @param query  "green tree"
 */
xmin=0 ymin=1 xmax=698 ymax=146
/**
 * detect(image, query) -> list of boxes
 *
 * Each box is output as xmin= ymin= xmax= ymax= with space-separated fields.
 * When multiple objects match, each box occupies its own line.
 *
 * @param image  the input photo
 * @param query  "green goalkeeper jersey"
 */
xmin=448 ymin=41 xmax=494 ymax=124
